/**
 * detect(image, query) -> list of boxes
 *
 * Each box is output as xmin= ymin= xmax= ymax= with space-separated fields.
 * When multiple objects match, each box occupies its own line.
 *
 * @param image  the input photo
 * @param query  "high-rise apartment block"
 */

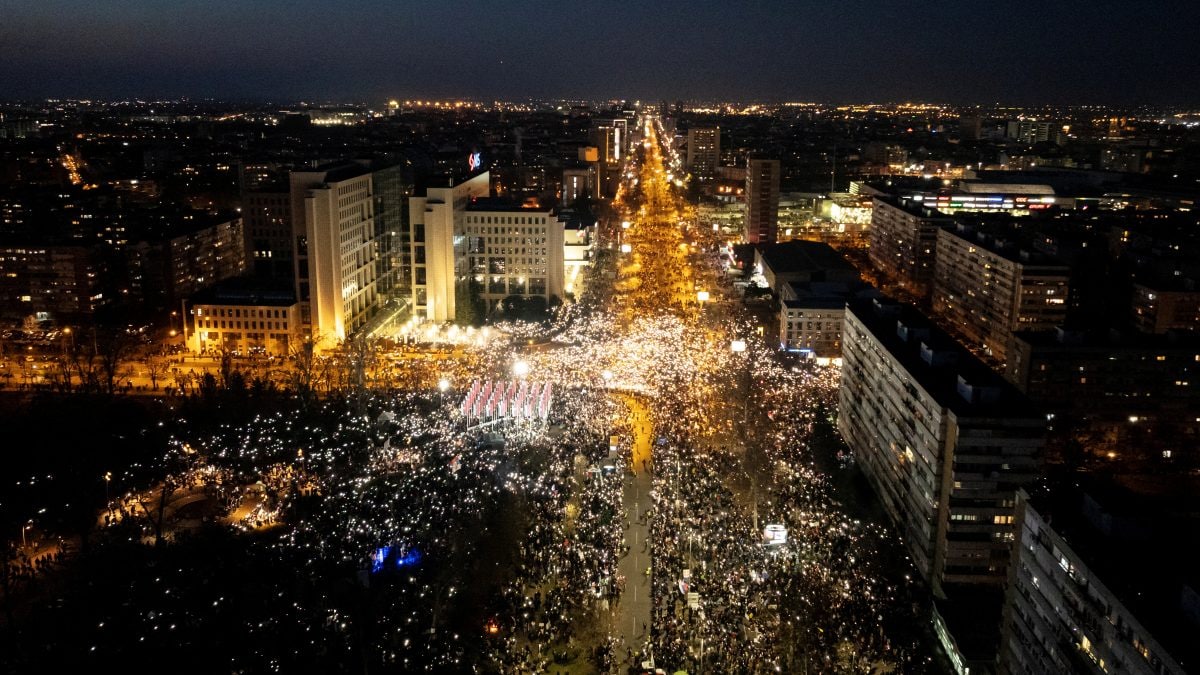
xmin=243 ymin=189 xmax=293 ymax=279
xmin=686 ymin=127 xmax=720 ymax=178
xmin=0 ymin=245 xmax=109 ymax=319
xmin=589 ymin=120 xmax=627 ymax=199
xmin=839 ymin=298 xmax=1043 ymax=595
xmin=561 ymin=163 xmax=596 ymax=206
xmin=869 ymin=196 xmax=953 ymax=295
xmin=127 ymin=214 xmax=246 ymax=312
xmin=1131 ymin=280 xmax=1200 ymax=333
xmin=1000 ymin=489 xmax=1190 ymax=675
xmin=745 ymin=158 xmax=780 ymax=244
xmin=1005 ymin=120 xmax=1062 ymax=145
xmin=933 ymin=224 xmax=1071 ymax=364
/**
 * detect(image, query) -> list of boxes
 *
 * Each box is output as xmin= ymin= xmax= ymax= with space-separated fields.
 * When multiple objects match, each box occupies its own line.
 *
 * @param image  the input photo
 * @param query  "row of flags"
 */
xmin=459 ymin=379 xmax=553 ymax=421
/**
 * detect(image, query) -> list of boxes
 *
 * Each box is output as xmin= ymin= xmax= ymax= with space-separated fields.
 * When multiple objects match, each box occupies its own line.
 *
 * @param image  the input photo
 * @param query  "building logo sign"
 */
xmin=468 ymin=151 xmax=482 ymax=172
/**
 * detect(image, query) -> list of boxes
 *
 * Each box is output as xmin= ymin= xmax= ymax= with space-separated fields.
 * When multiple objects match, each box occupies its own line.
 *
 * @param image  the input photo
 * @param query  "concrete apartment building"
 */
xmin=1000 ymin=488 xmax=1190 ymax=675
xmin=243 ymin=189 xmax=293 ymax=279
xmin=127 ymin=214 xmax=246 ymax=312
xmin=1131 ymin=280 xmax=1200 ymax=333
xmin=839 ymin=298 xmax=1043 ymax=595
xmin=745 ymin=158 xmax=781 ymax=244
xmin=869 ymin=196 xmax=953 ymax=295
xmin=1006 ymin=328 xmax=1200 ymax=464
xmin=933 ymin=224 xmax=1071 ymax=364
xmin=0 ymin=245 xmax=109 ymax=319
xmin=686 ymin=127 xmax=720 ymax=178
xmin=561 ymin=163 xmax=596 ymax=206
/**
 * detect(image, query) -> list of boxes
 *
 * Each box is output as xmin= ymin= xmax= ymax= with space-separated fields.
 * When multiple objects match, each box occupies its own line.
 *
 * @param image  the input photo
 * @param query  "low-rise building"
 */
xmin=187 ymin=282 xmax=301 ymax=356
xmin=754 ymin=240 xmax=859 ymax=295
xmin=778 ymin=281 xmax=878 ymax=357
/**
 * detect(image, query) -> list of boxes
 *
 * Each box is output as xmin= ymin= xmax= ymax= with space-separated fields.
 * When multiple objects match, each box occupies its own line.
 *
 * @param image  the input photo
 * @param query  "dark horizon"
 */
xmin=4 ymin=0 xmax=1200 ymax=106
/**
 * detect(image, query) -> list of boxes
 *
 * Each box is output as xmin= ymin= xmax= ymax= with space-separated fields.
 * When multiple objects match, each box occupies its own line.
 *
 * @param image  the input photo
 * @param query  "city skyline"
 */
xmin=4 ymin=0 xmax=1200 ymax=105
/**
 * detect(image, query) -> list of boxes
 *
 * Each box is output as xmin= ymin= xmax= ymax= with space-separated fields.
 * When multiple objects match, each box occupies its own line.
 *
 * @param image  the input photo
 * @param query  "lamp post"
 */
xmin=21 ymin=522 xmax=31 ymax=548
xmin=104 ymin=471 xmax=112 ymax=515
xmin=512 ymin=359 xmax=530 ymax=379
xmin=601 ymin=369 xmax=613 ymax=387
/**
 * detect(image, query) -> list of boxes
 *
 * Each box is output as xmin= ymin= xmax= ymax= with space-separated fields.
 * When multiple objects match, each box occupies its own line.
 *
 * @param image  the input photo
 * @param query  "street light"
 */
xmin=104 ymin=471 xmax=112 ymax=514
xmin=438 ymin=377 xmax=451 ymax=393
xmin=21 ymin=522 xmax=32 ymax=548
xmin=512 ymin=360 xmax=530 ymax=378
xmin=601 ymin=369 xmax=613 ymax=386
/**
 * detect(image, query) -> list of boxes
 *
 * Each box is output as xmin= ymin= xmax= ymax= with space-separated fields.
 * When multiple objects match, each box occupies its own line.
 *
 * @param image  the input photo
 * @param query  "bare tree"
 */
xmin=343 ymin=334 xmax=381 ymax=413
xmin=96 ymin=328 xmax=136 ymax=395
xmin=288 ymin=334 xmax=327 ymax=402
xmin=143 ymin=357 xmax=166 ymax=391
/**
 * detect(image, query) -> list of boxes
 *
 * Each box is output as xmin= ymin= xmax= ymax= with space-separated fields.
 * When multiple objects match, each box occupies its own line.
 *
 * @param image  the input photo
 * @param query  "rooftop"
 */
xmin=1024 ymin=478 xmax=1200 ymax=670
xmin=847 ymin=297 xmax=1041 ymax=419
xmin=756 ymin=240 xmax=857 ymax=277
xmin=874 ymin=195 xmax=951 ymax=220
xmin=466 ymin=197 xmax=553 ymax=213
xmin=191 ymin=278 xmax=297 ymax=307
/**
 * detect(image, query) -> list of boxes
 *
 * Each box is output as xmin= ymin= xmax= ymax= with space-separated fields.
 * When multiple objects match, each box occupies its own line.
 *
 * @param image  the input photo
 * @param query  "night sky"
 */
xmin=3 ymin=0 xmax=1199 ymax=104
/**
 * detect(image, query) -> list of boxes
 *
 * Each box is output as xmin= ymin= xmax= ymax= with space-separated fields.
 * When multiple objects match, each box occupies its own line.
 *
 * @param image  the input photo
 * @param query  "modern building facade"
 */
xmin=188 ymin=283 xmax=301 ymax=356
xmin=407 ymin=172 xmax=491 ymax=322
xmin=463 ymin=203 xmax=564 ymax=311
xmin=933 ymin=224 xmax=1071 ymax=364
xmin=290 ymin=164 xmax=379 ymax=343
xmin=868 ymin=196 xmax=953 ymax=295
xmin=839 ymin=298 xmax=1044 ymax=595
xmin=745 ymin=158 xmax=781 ymax=244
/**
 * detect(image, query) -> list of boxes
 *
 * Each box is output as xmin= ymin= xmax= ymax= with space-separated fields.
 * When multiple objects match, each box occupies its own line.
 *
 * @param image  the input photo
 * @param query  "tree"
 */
xmin=95 ymin=327 xmax=136 ymax=395
xmin=343 ymin=334 xmax=380 ymax=413
xmin=143 ymin=357 xmax=166 ymax=391
xmin=456 ymin=278 xmax=487 ymax=327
